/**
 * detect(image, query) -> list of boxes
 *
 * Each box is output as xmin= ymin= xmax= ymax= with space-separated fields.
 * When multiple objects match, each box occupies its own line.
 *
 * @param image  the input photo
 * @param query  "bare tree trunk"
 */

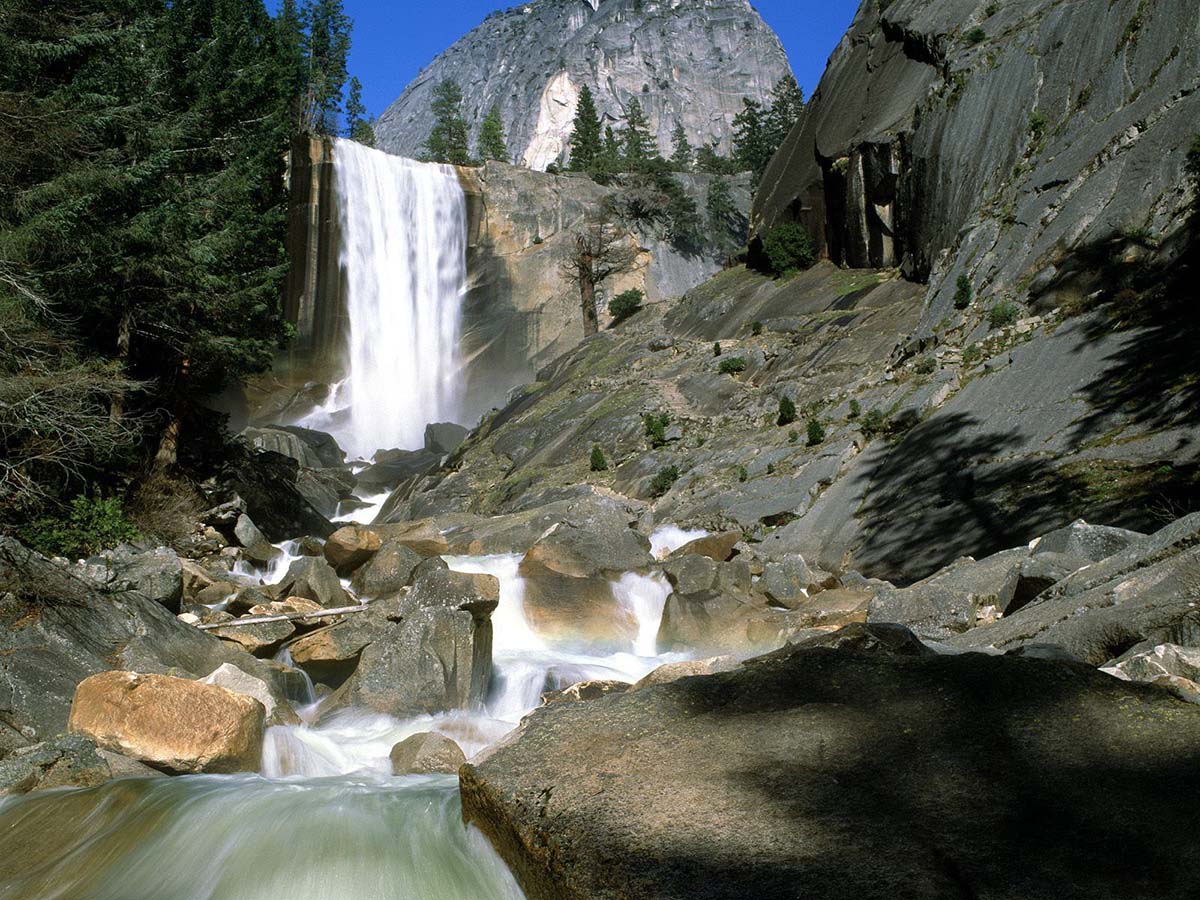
xmin=580 ymin=276 xmax=598 ymax=335
xmin=109 ymin=310 xmax=133 ymax=423
xmin=153 ymin=415 xmax=180 ymax=473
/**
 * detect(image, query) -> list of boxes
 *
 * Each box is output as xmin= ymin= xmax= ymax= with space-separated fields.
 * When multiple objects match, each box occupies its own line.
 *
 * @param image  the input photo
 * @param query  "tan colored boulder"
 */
xmin=542 ymin=680 xmax=630 ymax=706
xmin=374 ymin=521 xmax=452 ymax=557
xmin=389 ymin=732 xmax=466 ymax=775
xmin=212 ymin=616 xmax=294 ymax=656
xmin=68 ymin=671 xmax=265 ymax=774
xmin=323 ymin=525 xmax=382 ymax=575
xmin=788 ymin=588 xmax=872 ymax=628
xmin=631 ymin=656 xmax=740 ymax=691
xmin=671 ymin=530 xmax=743 ymax=562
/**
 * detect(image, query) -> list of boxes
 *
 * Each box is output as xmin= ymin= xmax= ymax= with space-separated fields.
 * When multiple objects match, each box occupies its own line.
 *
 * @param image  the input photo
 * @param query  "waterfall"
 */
xmin=302 ymin=139 xmax=468 ymax=460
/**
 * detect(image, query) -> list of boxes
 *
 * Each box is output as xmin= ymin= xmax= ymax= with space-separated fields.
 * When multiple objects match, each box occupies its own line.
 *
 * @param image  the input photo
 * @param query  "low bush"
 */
xmin=21 ymin=494 xmax=140 ymax=560
xmin=713 ymin=341 xmax=722 ymax=357
xmin=989 ymin=300 xmax=1021 ymax=329
xmin=966 ymin=26 xmax=986 ymax=45
xmin=609 ymin=289 xmax=644 ymax=324
xmin=650 ymin=465 xmax=680 ymax=498
xmin=761 ymin=222 xmax=816 ymax=277
xmin=644 ymin=413 xmax=670 ymax=448
xmin=590 ymin=445 xmax=608 ymax=472
xmin=915 ymin=357 xmax=937 ymax=375
xmin=859 ymin=408 xmax=887 ymax=440
xmin=848 ymin=398 xmax=862 ymax=419
xmin=953 ymin=274 xmax=973 ymax=310
xmin=751 ymin=321 xmax=763 ymax=336
xmin=736 ymin=465 xmax=748 ymax=483
xmin=718 ymin=358 xmax=747 ymax=375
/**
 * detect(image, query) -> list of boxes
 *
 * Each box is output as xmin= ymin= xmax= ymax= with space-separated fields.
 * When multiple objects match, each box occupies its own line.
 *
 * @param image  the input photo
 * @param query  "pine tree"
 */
xmin=766 ymin=75 xmax=805 ymax=149
xmin=477 ymin=104 xmax=509 ymax=163
xmin=303 ymin=0 xmax=352 ymax=134
xmin=733 ymin=98 xmax=772 ymax=182
xmin=345 ymin=76 xmax=375 ymax=145
xmin=670 ymin=123 xmax=693 ymax=172
xmin=425 ymin=80 xmax=471 ymax=165
xmin=568 ymin=85 xmax=603 ymax=172
xmin=621 ymin=98 xmax=656 ymax=173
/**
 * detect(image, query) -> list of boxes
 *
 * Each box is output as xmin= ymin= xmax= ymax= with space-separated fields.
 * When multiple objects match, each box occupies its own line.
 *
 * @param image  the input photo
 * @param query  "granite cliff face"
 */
xmin=375 ymin=0 xmax=792 ymax=170
xmin=754 ymin=0 xmax=1199 ymax=334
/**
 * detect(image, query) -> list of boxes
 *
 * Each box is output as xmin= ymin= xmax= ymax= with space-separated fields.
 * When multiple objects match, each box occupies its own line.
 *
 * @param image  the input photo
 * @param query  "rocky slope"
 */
xmin=375 ymin=0 xmax=792 ymax=169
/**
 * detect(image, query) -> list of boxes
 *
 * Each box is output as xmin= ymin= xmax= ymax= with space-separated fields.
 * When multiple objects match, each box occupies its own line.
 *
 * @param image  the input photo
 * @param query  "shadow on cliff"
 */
xmin=847 ymin=412 xmax=1077 ymax=583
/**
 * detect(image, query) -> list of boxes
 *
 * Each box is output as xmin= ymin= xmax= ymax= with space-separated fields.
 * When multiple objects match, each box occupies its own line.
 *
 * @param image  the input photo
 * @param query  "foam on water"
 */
xmin=649 ymin=524 xmax=709 ymax=559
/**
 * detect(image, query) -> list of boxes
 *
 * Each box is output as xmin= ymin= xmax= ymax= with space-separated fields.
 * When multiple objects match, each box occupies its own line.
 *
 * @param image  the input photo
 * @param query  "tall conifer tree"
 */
xmin=568 ymin=85 xmax=602 ymax=171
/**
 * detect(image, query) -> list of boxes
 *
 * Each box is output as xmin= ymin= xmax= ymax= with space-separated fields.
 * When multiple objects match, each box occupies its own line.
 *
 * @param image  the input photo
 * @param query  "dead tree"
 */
xmin=562 ymin=220 xmax=638 ymax=335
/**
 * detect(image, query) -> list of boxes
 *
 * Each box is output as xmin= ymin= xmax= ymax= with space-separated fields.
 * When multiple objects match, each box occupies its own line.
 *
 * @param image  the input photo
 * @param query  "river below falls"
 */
xmin=0 ymin=534 xmax=702 ymax=899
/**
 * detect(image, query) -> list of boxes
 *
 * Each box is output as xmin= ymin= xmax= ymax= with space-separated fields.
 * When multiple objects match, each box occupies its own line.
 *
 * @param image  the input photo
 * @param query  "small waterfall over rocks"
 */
xmin=301 ymin=139 xmax=467 ymax=459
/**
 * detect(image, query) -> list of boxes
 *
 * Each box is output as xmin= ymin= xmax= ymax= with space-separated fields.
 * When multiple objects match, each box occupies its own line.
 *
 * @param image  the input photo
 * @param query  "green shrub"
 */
xmin=848 ymin=398 xmax=862 ymax=419
xmin=989 ymin=300 xmax=1021 ymax=329
xmin=966 ymin=26 xmax=986 ymax=44
xmin=590 ymin=445 xmax=608 ymax=472
xmin=751 ymin=321 xmax=763 ymax=336
xmin=777 ymin=396 xmax=797 ymax=427
xmin=859 ymin=408 xmax=887 ymax=440
xmin=963 ymin=344 xmax=982 ymax=365
xmin=915 ymin=356 xmax=937 ymax=375
xmin=1187 ymin=135 xmax=1200 ymax=197
xmin=986 ymin=2 xmax=1000 ymax=15
xmin=21 ymin=494 xmax=140 ymax=560
xmin=718 ymin=357 xmax=747 ymax=375
xmin=766 ymin=462 xmax=776 ymax=475
xmin=1029 ymin=111 xmax=1047 ymax=140
xmin=806 ymin=418 xmax=826 ymax=446
xmin=713 ymin=341 xmax=722 ymax=357
xmin=644 ymin=413 xmax=670 ymax=448
xmin=736 ymin=465 xmax=748 ymax=483
xmin=788 ymin=429 xmax=799 ymax=444
xmin=954 ymin=274 xmax=973 ymax=310
xmin=609 ymin=289 xmax=644 ymax=324
xmin=650 ymin=465 xmax=680 ymax=498
xmin=761 ymin=222 xmax=816 ymax=276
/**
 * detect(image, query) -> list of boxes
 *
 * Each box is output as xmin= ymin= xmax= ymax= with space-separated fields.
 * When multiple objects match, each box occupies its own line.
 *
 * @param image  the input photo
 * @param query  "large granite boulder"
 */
xmin=389 ymin=732 xmax=466 ymax=775
xmin=424 ymin=422 xmax=469 ymax=456
xmin=951 ymin=514 xmax=1200 ymax=664
xmin=323 ymin=525 xmax=381 ymax=575
xmin=198 ymin=663 xmax=297 ymax=727
xmin=222 ymin=446 xmax=334 ymax=540
xmin=867 ymin=547 xmax=1028 ymax=641
xmin=461 ymin=639 xmax=1200 ymax=899
xmin=68 ymin=672 xmax=265 ymax=774
xmin=350 ymin=540 xmax=423 ymax=599
xmin=274 ymin=555 xmax=349 ymax=609
xmin=76 ymin=546 xmax=183 ymax=612
xmin=1033 ymin=519 xmax=1145 ymax=563
xmin=0 ymin=734 xmax=160 ymax=797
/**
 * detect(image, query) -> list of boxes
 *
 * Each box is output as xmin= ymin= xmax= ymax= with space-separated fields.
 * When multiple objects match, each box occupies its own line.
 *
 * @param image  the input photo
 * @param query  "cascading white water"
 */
xmin=301 ymin=139 xmax=468 ymax=459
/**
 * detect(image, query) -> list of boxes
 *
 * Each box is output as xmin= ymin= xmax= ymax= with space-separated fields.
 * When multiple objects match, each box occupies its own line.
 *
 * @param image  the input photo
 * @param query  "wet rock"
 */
xmin=273 ymin=424 xmax=346 ymax=469
xmin=296 ymin=535 xmax=325 ymax=556
xmin=68 ymin=671 xmax=265 ymax=774
xmin=0 ymin=734 xmax=160 ymax=797
xmin=670 ymin=530 xmax=742 ymax=562
xmin=541 ymin=680 xmax=631 ymax=706
xmin=351 ymin=541 xmax=423 ymax=599
xmin=225 ymin=584 xmax=274 ymax=616
xmin=658 ymin=559 xmax=787 ymax=656
xmin=222 ymin=447 xmax=334 ymax=541
xmin=867 ymin=547 xmax=1028 ymax=641
xmin=661 ymin=554 xmax=718 ymax=596
xmin=233 ymin=514 xmax=277 ymax=565
xmin=323 ymin=525 xmax=382 ymax=575
xmin=424 ymin=422 xmax=469 ymax=455
xmin=461 ymin=644 xmax=1200 ymax=900
xmin=199 ymin=663 xmax=298 ymax=727
xmin=285 ymin=621 xmax=376 ymax=688
xmin=275 ymin=556 xmax=348 ymax=609
xmin=357 ymin=448 xmax=442 ymax=488
xmin=389 ymin=732 xmax=467 ymax=775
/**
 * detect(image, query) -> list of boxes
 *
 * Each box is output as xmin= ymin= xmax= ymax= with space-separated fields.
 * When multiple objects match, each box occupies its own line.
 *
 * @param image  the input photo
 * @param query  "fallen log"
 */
xmin=196 ymin=604 xmax=368 ymax=630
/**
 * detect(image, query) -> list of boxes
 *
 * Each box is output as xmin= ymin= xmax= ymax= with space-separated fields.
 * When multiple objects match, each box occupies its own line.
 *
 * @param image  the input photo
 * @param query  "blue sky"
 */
xmin=324 ymin=1 xmax=860 ymax=119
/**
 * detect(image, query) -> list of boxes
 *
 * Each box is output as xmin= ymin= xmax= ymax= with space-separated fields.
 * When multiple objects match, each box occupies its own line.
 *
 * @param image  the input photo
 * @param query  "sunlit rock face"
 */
xmin=374 ymin=0 xmax=792 ymax=170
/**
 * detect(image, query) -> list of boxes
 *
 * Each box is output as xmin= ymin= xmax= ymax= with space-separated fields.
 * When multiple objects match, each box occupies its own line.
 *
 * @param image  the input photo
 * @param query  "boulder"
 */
xmin=951 ymin=515 xmax=1200 ymax=664
xmin=68 ymin=672 xmax=265 ymax=774
xmin=669 ymin=530 xmax=742 ymax=562
xmin=240 ymin=426 xmax=325 ymax=469
xmin=867 ymin=547 xmax=1028 ymax=641
xmin=285 ymin=620 xmax=377 ymax=687
xmin=389 ymin=732 xmax=467 ymax=775
xmin=233 ymin=514 xmax=278 ymax=565
xmin=1009 ymin=552 xmax=1089 ymax=613
xmin=1102 ymin=644 xmax=1200 ymax=685
xmin=274 ymin=424 xmax=346 ymax=469
xmin=211 ymin=616 xmax=295 ymax=657
xmin=661 ymin=553 xmax=719 ymax=596
xmin=275 ymin=555 xmax=349 ymax=609
xmin=324 ymin=569 xmax=497 ymax=717
xmin=77 ymin=546 xmax=183 ymax=612
xmin=0 ymin=734 xmax=160 ymax=797
xmin=199 ymin=663 xmax=298 ymax=727
xmin=1033 ymin=519 xmax=1145 ymax=563
xmin=295 ymin=467 xmax=354 ymax=518
xmin=788 ymin=622 xmax=935 ymax=657
xmin=222 ymin=446 xmax=334 ymax=541
xmin=350 ymin=540 xmax=423 ymax=598
xmin=357 ymin=448 xmax=442 ymax=488
xmin=424 ymin=422 xmax=469 ymax=455
xmin=784 ymin=588 xmax=873 ymax=629
xmin=519 ymin=521 xmax=652 ymax=647
xmin=225 ymin=584 xmax=274 ymax=616
xmin=461 ymin=643 xmax=1200 ymax=900
xmin=323 ymin=525 xmax=382 ymax=575
xmin=759 ymin=554 xmax=818 ymax=608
